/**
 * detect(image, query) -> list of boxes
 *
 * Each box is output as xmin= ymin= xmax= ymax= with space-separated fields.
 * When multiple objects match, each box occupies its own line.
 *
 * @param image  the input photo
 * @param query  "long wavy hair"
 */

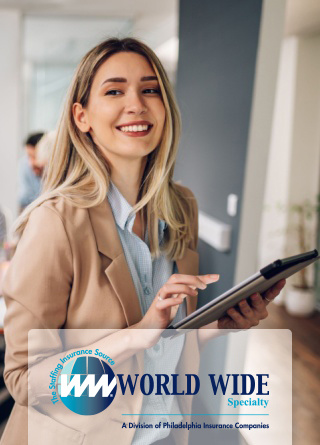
xmin=15 ymin=37 xmax=195 ymax=260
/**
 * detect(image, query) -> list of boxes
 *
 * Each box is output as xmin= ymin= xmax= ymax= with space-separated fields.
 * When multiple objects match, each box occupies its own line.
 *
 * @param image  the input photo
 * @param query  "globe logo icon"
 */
xmin=57 ymin=356 xmax=117 ymax=415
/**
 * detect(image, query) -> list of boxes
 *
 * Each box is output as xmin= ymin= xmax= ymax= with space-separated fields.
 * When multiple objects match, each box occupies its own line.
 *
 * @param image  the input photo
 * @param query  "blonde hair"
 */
xmin=36 ymin=131 xmax=57 ymax=166
xmin=15 ymin=37 xmax=195 ymax=260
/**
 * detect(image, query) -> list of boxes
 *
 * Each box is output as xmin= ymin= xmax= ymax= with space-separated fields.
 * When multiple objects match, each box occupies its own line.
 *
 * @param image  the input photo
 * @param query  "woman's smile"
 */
xmin=116 ymin=120 xmax=154 ymax=137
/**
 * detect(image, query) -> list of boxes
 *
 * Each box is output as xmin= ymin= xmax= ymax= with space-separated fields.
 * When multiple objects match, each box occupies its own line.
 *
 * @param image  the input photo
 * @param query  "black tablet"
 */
xmin=163 ymin=249 xmax=319 ymax=336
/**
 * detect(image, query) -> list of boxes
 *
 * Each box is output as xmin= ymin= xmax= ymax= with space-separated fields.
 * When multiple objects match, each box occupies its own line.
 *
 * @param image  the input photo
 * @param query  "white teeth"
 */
xmin=119 ymin=124 xmax=149 ymax=132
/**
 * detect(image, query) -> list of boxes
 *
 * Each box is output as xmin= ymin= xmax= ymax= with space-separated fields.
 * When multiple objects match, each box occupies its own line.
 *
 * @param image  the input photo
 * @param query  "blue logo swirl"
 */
xmin=57 ymin=356 xmax=117 ymax=415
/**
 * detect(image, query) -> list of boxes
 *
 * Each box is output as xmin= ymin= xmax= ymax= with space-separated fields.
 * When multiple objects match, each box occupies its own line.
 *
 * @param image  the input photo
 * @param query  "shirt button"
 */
xmin=144 ymin=286 xmax=151 ymax=295
xmin=153 ymin=344 xmax=160 ymax=352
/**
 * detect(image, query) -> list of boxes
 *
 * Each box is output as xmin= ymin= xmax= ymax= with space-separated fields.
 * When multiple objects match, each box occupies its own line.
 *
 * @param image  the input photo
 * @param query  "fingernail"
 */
xmin=210 ymin=274 xmax=220 ymax=280
xmin=199 ymin=284 xmax=207 ymax=290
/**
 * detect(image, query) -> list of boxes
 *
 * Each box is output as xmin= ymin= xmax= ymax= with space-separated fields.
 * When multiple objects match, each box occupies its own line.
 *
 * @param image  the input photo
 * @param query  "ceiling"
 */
xmin=1 ymin=0 xmax=179 ymax=62
xmin=0 ymin=0 xmax=176 ymax=18
xmin=1 ymin=0 xmax=320 ymax=34
xmin=285 ymin=0 xmax=320 ymax=36
xmin=1 ymin=0 xmax=320 ymax=68
xmin=1 ymin=0 xmax=320 ymax=36
xmin=23 ymin=16 xmax=133 ymax=64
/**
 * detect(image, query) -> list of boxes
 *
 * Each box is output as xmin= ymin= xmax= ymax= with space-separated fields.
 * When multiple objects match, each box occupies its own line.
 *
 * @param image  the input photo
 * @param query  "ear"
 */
xmin=72 ymin=103 xmax=91 ymax=133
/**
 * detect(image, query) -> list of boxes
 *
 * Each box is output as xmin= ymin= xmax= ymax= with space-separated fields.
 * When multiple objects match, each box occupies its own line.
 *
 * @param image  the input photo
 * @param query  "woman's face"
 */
xmin=74 ymin=52 xmax=166 ymax=163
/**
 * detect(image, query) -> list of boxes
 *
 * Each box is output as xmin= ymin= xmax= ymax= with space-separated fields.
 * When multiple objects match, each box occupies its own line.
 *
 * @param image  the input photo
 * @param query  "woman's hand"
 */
xmin=217 ymin=279 xmax=286 ymax=330
xmin=197 ymin=279 xmax=286 ymax=350
xmin=134 ymin=273 xmax=219 ymax=347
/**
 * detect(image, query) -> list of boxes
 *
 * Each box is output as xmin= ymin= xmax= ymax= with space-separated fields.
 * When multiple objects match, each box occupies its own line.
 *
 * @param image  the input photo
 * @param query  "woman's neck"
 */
xmin=110 ymin=157 xmax=147 ymax=206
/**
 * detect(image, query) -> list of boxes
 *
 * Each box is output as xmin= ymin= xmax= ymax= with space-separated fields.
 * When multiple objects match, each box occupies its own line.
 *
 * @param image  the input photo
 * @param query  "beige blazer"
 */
xmin=1 ymin=184 xmax=200 ymax=445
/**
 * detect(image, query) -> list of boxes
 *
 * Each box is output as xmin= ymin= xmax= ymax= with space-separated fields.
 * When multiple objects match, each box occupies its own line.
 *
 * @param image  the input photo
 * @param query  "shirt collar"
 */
xmin=107 ymin=181 xmax=135 ymax=231
xmin=107 ymin=181 xmax=167 ymax=240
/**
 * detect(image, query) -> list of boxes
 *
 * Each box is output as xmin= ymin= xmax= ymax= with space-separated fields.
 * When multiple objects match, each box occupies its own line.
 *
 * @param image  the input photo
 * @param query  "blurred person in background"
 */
xmin=18 ymin=132 xmax=44 ymax=212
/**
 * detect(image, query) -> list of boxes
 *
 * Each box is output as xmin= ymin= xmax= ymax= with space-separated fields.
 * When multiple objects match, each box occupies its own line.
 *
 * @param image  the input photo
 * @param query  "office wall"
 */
xmin=0 ymin=10 xmax=22 ymax=229
xmin=260 ymin=34 xmax=320 ymax=303
xmin=175 ymin=3 xmax=288 ymax=439
xmin=258 ymin=38 xmax=297 ymax=268
xmin=175 ymin=0 xmax=263 ymax=301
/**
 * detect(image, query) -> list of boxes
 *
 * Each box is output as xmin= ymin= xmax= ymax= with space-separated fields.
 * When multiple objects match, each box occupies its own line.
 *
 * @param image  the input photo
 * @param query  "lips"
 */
xmin=116 ymin=120 xmax=152 ymax=128
xmin=116 ymin=121 xmax=153 ymax=137
xmin=116 ymin=126 xmax=153 ymax=137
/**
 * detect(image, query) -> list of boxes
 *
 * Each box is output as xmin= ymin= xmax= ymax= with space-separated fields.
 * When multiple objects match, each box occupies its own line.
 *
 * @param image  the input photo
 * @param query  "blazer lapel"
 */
xmin=88 ymin=199 xmax=143 ymax=327
xmin=89 ymin=199 xmax=199 ymax=324
xmin=176 ymin=248 xmax=199 ymax=315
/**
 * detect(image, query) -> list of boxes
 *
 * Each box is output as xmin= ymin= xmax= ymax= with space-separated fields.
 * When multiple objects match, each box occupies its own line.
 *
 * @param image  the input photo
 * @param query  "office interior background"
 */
xmin=0 ymin=0 xmax=319 ymax=444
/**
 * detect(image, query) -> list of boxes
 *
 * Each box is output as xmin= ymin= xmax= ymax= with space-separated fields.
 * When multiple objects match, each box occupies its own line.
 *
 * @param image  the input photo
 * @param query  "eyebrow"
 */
xmin=101 ymin=76 xmax=158 ymax=86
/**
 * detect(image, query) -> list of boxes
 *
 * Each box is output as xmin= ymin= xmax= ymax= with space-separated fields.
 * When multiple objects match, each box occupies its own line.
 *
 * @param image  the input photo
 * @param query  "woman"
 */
xmin=1 ymin=38 xmax=285 ymax=445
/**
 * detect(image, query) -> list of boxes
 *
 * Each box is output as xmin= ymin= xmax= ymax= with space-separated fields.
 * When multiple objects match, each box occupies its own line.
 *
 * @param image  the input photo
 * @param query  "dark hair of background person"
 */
xmin=24 ymin=132 xmax=45 ymax=147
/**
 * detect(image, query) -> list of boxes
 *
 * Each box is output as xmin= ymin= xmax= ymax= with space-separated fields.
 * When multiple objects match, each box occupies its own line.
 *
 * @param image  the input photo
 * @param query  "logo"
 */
xmin=56 ymin=355 xmax=117 ymax=415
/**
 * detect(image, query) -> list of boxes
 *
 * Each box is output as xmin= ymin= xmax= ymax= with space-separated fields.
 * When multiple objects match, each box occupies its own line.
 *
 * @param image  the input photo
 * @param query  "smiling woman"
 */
xmin=15 ymin=38 xmax=193 ymax=260
xmin=1 ymin=37 xmax=284 ymax=445
xmin=72 ymin=52 xmax=166 ymax=175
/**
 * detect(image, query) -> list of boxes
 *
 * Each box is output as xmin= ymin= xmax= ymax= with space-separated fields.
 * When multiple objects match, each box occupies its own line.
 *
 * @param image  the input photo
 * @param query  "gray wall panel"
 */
xmin=175 ymin=0 xmax=263 ymax=303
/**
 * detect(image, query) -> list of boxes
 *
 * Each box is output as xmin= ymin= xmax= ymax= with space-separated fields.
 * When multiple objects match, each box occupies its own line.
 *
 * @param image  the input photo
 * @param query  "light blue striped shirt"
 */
xmin=107 ymin=181 xmax=185 ymax=444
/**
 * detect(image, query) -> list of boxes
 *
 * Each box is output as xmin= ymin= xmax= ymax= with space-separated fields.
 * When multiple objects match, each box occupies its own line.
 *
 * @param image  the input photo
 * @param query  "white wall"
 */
xmin=235 ymin=0 xmax=287 ymax=283
xmin=0 ymin=9 xmax=22 ymax=232
xmin=259 ymin=34 xmax=320 ymax=288
xmin=258 ymin=38 xmax=298 ymax=267
xmin=226 ymin=1 xmax=287 ymax=443
xmin=27 ymin=63 xmax=75 ymax=133
xmin=286 ymin=35 xmax=320 ymax=286
xmin=288 ymin=35 xmax=320 ymax=220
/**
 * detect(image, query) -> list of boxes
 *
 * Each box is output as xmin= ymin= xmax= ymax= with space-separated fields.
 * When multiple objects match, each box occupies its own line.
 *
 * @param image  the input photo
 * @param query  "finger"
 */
xmin=188 ymin=274 xmax=220 ymax=291
xmin=238 ymin=299 xmax=255 ymax=318
xmin=227 ymin=308 xmax=251 ymax=329
xmin=238 ymin=300 xmax=260 ymax=326
xmin=158 ymin=283 xmax=198 ymax=300
xmin=156 ymin=296 xmax=184 ymax=310
xmin=169 ymin=273 xmax=219 ymax=290
xmin=217 ymin=315 xmax=233 ymax=329
xmin=277 ymin=278 xmax=286 ymax=289
xmin=250 ymin=293 xmax=268 ymax=319
xmin=197 ymin=274 xmax=220 ymax=285
xmin=263 ymin=279 xmax=286 ymax=304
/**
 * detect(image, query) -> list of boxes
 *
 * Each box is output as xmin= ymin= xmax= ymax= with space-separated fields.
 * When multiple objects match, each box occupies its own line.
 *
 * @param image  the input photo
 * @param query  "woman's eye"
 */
xmin=105 ymin=90 xmax=122 ymax=96
xmin=105 ymin=88 xmax=160 ymax=96
xmin=143 ymin=88 xmax=160 ymax=94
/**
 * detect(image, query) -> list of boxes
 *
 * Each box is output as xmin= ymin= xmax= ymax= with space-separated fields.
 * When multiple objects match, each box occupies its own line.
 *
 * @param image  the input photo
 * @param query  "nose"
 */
xmin=125 ymin=91 xmax=147 ymax=115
